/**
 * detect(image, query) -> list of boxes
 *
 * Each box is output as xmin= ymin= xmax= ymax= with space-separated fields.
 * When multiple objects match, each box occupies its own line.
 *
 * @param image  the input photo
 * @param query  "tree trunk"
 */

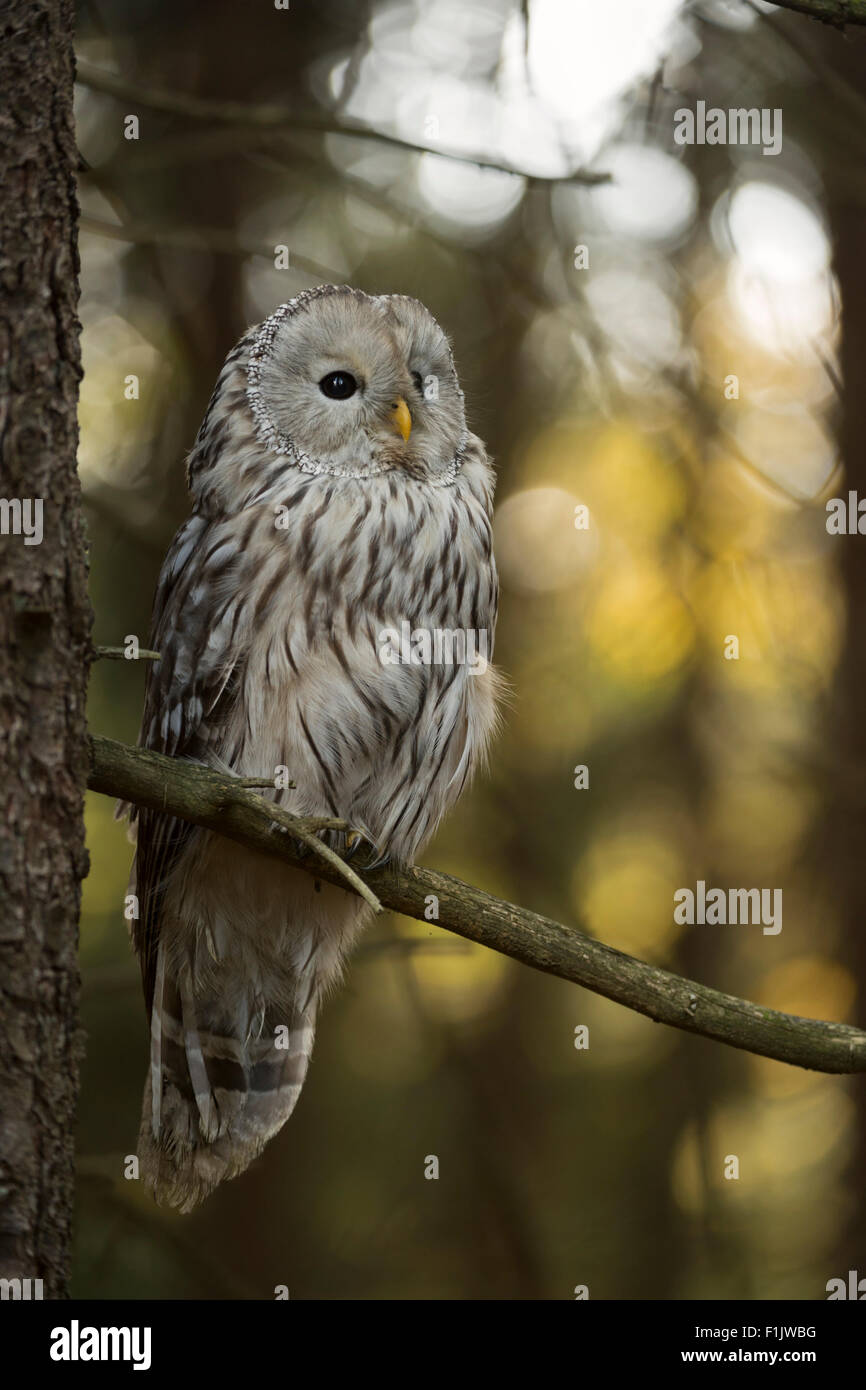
xmin=0 ymin=0 xmax=88 ymax=1301
xmin=828 ymin=122 xmax=866 ymax=1278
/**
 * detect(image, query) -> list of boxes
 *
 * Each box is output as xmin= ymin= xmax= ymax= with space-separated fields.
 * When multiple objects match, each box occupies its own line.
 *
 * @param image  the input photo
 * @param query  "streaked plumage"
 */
xmin=127 ymin=284 xmax=501 ymax=1210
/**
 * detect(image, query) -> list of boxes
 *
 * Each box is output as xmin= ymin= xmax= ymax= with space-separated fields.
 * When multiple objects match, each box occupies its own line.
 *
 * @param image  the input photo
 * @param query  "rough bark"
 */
xmin=0 ymin=0 xmax=89 ymax=1301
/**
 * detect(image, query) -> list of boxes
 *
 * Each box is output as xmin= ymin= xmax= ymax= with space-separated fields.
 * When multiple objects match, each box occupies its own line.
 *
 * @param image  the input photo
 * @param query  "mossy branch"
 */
xmin=87 ymin=733 xmax=866 ymax=1075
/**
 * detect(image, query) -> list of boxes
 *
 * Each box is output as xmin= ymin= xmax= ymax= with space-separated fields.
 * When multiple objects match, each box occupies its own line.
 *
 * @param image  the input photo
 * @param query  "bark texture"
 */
xmin=0 ymin=0 xmax=89 ymax=1300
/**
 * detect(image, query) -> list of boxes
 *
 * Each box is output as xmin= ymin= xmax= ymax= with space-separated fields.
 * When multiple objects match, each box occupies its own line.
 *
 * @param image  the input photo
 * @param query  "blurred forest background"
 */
xmin=73 ymin=0 xmax=866 ymax=1298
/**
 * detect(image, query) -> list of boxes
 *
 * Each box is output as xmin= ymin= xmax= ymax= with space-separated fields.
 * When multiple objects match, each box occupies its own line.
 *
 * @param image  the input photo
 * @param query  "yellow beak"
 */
xmin=390 ymin=397 xmax=412 ymax=442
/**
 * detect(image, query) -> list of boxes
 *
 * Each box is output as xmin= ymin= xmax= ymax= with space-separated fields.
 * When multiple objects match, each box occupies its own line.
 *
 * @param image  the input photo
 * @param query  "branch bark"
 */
xmin=765 ymin=0 xmax=866 ymax=25
xmin=88 ymin=734 xmax=866 ymax=1076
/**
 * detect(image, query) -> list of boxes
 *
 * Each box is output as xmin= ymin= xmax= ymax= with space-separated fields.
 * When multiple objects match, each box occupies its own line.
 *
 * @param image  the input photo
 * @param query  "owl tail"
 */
xmin=137 ymin=946 xmax=316 ymax=1212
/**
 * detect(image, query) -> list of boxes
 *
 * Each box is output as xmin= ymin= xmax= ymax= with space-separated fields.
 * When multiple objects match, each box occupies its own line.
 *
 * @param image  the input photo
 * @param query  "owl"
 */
xmin=127 ymin=284 xmax=501 ymax=1211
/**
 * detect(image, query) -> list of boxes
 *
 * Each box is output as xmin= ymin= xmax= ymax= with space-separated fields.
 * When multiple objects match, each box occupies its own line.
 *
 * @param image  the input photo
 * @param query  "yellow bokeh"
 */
xmin=402 ymin=916 xmax=511 ymax=1025
xmin=573 ymin=824 xmax=687 ymax=960
xmin=586 ymin=565 xmax=695 ymax=688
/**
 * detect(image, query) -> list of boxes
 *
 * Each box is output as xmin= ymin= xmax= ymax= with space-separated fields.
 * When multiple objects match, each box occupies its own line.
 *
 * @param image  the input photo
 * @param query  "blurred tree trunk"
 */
xmin=821 ymin=29 xmax=866 ymax=1274
xmin=0 ymin=0 xmax=89 ymax=1300
xmin=832 ymin=205 xmax=866 ymax=1269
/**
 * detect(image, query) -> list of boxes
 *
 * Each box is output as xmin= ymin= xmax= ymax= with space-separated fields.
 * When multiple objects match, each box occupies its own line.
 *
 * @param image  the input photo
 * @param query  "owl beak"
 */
xmin=389 ymin=397 xmax=412 ymax=442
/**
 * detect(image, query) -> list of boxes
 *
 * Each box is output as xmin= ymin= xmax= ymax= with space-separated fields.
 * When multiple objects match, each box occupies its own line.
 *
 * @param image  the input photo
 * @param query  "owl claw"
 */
xmin=345 ymin=829 xmax=374 ymax=861
xmin=363 ymin=848 xmax=391 ymax=872
xmin=317 ymin=827 xmax=347 ymax=853
xmin=270 ymin=816 xmax=384 ymax=866
xmin=343 ymin=830 xmax=389 ymax=870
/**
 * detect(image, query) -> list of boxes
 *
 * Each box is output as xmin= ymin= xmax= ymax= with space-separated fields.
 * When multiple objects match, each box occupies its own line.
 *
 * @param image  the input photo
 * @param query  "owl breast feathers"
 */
xmin=127 ymin=284 xmax=502 ymax=1210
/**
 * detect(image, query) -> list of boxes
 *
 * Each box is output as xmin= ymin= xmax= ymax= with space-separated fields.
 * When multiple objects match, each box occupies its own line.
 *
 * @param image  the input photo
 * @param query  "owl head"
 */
xmin=245 ymin=284 xmax=468 ymax=483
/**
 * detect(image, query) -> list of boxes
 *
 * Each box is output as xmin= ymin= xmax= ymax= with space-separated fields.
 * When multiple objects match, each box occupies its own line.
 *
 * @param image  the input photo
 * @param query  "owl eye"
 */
xmin=319 ymin=371 xmax=357 ymax=400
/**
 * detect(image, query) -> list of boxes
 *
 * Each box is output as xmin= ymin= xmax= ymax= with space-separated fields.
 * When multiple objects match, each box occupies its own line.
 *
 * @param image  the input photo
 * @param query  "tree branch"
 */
xmin=93 ymin=734 xmax=381 ymax=913
xmin=765 ymin=0 xmax=866 ymax=24
xmin=88 ymin=733 xmax=866 ymax=1075
xmin=74 ymin=61 xmax=610 ymax=186
xmin=79 ymin=215 xmax=344 ymax=285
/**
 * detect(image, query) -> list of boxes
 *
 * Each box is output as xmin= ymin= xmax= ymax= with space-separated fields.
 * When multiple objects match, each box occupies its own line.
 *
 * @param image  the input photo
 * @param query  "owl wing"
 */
xmin=130 ymin=512 xmax=250 ymax=1015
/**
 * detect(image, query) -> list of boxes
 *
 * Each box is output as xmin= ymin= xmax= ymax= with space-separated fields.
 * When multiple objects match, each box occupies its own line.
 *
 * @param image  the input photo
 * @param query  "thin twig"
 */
xmin=741 ymin=0 xmax=866 ymax=128
xmin=233 ymin=777 xmax=297 ymax=790
xmin=261 ymin=800 xmax=381 ymax=911
xmin=222 ymin=788 xmax=381 ymax=913
xmin=80 ymin=215 xmax=343 ymax=284
xmin=760 ymin=0 xmax=866 ymax=26
xmin=94 ymin=644 xmax=161 ymax=661
xmin=75 ymin=61 xmax=611 ymax=186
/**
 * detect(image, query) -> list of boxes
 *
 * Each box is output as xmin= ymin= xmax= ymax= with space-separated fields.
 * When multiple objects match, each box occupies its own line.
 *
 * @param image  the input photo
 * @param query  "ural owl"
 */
xmin=127 ymin=284 xmax=501 ymax=1210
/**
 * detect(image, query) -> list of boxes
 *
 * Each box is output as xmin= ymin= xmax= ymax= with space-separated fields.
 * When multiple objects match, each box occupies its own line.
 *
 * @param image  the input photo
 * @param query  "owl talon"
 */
xmin=345 ymin=829 xmax=375 ymax=861
xmin=363 ymin=848 xmax=391 ymax=872
xmin=317 ymin=827 xmax=346 ymax=853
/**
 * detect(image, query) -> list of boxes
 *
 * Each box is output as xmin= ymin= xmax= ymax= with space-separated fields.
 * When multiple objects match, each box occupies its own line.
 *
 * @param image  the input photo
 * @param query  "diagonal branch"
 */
xmin=74 ymin=61 xmax=610 ymax=186
xmin=764 ymin=0 xmax=866 ymax=24
xmin=93 ymin=734 xmax=381 ymax=913
xmin=88 ymin=733 xmax=866 ymax=1075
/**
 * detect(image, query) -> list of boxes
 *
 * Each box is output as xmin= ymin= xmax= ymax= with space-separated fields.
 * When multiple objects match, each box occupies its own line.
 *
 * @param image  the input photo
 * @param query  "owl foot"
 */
xmin=269 ymin=818 xmax=387 ymax=871
xmin=345 ymin=829 xmax=375 ymax=861
xmin=343 ymin=830 xmax=390 ymax=870
xmin=362 ymin=847 xmax=392 ymax=872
